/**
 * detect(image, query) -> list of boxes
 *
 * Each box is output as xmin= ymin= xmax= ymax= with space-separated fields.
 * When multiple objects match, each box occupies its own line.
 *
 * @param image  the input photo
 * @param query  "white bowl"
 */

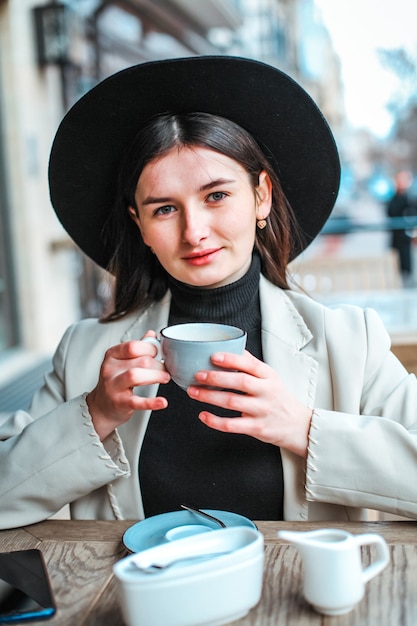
xmin=113 ymin=526 xmax=264 ymax=626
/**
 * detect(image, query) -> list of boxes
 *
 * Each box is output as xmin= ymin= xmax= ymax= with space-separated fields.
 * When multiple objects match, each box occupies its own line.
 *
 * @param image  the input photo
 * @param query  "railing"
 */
xmin=288 ymin=250 xmax=402 ymax=293
xmin=321 ymin=216 xmax=417 ymax=235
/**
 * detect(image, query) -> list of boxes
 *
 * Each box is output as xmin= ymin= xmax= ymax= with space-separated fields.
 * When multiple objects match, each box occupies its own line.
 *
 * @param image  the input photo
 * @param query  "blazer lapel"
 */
xmin=259 ymin=276 xmax=319 ymax=520
xmin=115 ymin=295 xmax=171 ymax=520
xmin=120 ymin=293 xmax=171 ymax=343
xmin=259 ymin=276 xmax=318 ymax=407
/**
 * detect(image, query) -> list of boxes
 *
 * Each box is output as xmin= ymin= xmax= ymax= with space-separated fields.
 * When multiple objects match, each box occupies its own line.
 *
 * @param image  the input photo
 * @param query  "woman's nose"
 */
xmin=181 ymin=208 xmax=210 ymax=246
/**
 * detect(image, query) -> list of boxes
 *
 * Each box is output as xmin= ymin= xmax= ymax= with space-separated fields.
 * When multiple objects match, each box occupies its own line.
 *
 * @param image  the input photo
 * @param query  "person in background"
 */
xmin=386 ymin=170 xmax=416 ymax=285
xmin=0 ymin=57 xmax=417 ymax=529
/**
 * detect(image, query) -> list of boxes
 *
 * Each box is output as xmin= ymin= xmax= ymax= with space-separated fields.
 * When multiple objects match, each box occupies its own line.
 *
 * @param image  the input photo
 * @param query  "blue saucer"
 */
xmin=123 ymin=509 xmax=256 ymax=553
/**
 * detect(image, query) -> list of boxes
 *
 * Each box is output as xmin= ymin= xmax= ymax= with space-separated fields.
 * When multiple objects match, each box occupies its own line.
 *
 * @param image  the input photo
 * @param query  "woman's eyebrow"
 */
xmin=199 ymin=178 xmax=236 ymax=192
xmin=141 ymin=178 xmax=237 ymax=205
xmin=141 ymin=195 xmax=173 ymax=206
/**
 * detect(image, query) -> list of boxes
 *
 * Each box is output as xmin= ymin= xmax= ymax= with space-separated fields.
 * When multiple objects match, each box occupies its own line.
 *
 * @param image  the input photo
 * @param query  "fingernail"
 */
xmin=188 ymin=386 xmax=199 ymax=398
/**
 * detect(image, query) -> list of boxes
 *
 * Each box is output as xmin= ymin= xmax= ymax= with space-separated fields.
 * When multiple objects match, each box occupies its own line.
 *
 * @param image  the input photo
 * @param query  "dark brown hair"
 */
xmin=102 ymin=112 xmax=302 ymax=321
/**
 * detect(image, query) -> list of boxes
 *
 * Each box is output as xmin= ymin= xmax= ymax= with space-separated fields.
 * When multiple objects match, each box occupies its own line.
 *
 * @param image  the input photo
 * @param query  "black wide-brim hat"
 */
xmin=49 ymin=56 xmax=340 ymax=269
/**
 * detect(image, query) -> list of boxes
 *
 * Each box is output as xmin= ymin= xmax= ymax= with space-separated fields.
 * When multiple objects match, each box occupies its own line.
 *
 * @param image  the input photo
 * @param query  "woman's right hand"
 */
xmin=86 ymin=332 xmax=170 ymax=440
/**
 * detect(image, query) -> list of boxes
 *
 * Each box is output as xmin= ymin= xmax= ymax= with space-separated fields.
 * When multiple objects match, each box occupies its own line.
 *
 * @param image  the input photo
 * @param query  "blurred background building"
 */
xmin=1 ymin=0 xmax=416 ymax=410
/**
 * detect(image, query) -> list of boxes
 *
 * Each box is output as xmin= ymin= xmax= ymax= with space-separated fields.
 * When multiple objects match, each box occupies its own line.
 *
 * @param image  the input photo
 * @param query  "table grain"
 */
xmin=1 ymin=520 xmax=416 ymax=626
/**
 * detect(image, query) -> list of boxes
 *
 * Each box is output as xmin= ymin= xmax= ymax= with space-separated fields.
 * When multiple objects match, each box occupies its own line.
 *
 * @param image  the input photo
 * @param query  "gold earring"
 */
xmin=257 ymin=219 xmax=267 ymax=230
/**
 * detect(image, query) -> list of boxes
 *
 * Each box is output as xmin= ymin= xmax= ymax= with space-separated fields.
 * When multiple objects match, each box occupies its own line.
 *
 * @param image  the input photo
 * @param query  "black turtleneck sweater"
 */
xmin=139 ymin=255 xmax=284 ymax=520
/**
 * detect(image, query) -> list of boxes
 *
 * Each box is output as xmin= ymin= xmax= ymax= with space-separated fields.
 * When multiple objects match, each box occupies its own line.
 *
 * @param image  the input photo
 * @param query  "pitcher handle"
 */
xmin=354 ymin=533 xmax=390 ymax=583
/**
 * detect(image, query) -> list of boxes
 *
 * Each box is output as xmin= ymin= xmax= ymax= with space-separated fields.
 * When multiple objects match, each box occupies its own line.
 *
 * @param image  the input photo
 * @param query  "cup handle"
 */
xmin=355 ymin=533 xmax=390 ymax=583
xmin=142 ymin=336 xmax=162 ymax=360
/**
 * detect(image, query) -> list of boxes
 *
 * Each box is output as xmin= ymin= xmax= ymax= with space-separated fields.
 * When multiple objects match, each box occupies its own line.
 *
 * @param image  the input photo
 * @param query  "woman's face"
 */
xmin=130 ymin=146 xmax=272 ymax=288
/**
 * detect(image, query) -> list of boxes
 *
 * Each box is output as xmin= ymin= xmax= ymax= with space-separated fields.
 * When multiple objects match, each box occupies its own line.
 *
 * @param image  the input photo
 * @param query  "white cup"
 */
xmin=144 ymin=322 xmax=247 ymax=390
xmin=278 ymin=528 xmax=390 ymax=616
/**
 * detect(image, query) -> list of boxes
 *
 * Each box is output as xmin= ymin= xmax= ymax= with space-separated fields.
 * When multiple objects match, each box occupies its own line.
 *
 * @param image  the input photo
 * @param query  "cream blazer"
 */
xmin=1 ymin=276 xmax=417 ymax=529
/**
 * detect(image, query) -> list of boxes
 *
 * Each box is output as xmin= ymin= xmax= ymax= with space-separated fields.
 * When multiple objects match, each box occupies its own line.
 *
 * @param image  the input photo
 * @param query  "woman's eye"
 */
xmin=208 ymin=191 xmax=226 ymax=202
xmin=155 ymin=205 xmax=175 ymax=215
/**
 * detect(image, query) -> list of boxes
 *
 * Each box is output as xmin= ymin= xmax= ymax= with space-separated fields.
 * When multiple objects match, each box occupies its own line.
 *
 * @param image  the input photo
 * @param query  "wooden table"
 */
xmin=1 ymin=520 xmax=416 ymax=625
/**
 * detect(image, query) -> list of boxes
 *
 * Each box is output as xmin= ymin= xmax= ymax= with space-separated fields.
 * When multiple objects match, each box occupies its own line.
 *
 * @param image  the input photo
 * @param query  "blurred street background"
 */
xmin=1 ymin=0 xmax=417 ymax=411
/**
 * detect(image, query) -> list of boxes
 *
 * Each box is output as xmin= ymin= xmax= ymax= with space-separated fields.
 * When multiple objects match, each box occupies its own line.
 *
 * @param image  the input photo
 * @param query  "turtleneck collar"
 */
xmin=167 ymin=253 xmax=261 ymax=332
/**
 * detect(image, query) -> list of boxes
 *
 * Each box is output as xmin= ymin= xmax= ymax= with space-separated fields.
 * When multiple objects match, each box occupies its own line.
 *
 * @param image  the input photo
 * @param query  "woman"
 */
xmin=1 ymin=57 xmax=416 ymax=528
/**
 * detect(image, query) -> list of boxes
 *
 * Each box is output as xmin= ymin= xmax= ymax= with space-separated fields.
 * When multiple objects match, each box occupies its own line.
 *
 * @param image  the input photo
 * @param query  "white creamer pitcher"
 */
xmin=278 ymin=528 xmax=390 ymax=616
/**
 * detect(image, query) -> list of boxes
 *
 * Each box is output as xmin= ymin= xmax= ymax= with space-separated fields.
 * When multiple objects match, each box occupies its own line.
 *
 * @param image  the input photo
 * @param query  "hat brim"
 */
xmin=48 ymin=56 xmax=340 ymax=269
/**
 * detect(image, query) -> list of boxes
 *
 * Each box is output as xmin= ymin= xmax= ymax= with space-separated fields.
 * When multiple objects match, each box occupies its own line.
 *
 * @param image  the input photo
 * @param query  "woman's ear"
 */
xmin=128 ymin=205 xmax=140 ymax=226
xmin=128 ymin=205 xmax=150 ymax=246
xmin=255 ymin=171 xmax=272 ymax=220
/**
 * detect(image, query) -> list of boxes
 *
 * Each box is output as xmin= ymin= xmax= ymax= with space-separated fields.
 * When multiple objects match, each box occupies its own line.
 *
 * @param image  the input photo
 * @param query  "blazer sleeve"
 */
xmin=0 ymin=324 xmax=130 ymax=529
xmin=305 ymin=306 xmax=417 ymax=519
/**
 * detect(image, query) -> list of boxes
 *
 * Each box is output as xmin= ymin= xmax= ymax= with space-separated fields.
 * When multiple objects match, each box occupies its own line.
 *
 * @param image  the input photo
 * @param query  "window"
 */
xmin=0 ymin=99 xmax=19 ymax=352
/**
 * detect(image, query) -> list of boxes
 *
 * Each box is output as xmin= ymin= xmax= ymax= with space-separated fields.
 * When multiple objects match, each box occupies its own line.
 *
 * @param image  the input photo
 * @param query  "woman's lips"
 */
xmin=183 ymin=248 xmax=221 ymax=266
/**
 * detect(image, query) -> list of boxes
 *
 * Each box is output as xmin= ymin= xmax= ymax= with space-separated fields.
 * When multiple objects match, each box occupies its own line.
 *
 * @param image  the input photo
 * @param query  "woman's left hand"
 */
xmin=187 ymin=350 xmax=312 ymax=459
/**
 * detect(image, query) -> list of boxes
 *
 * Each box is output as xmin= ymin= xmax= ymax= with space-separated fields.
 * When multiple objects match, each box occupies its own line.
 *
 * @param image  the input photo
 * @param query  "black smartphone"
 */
xmin=0 ymin=549 xmax=56 ymax=623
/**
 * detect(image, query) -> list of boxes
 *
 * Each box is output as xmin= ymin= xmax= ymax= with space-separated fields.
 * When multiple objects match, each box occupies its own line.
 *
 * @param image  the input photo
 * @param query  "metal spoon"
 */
xmin=180 ymin=504 xmax=226 ymax=528
xmin=129 ymin=550 xmax=232 ymax=574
